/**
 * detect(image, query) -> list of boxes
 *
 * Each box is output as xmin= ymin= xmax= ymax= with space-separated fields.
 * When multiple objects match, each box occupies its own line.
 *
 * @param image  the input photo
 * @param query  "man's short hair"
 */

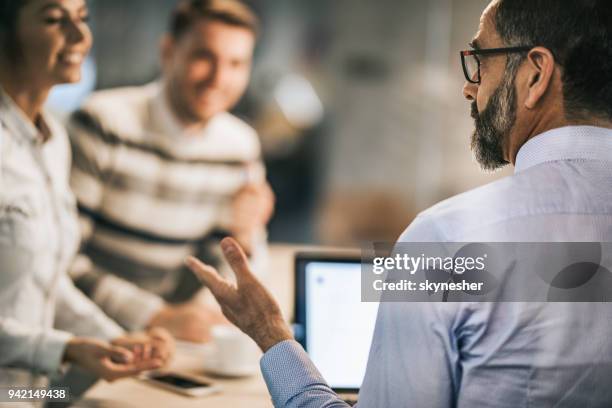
xmin=494 ymin=0 xmax=612 ymax=121
xmin=169 ymin=0 xmax=259 ymax=39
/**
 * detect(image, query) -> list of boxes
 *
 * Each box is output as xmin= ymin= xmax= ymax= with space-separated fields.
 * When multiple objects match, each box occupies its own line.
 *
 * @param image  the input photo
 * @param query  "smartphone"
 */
xmin=142 ymin=372 xmax=221 ymax=397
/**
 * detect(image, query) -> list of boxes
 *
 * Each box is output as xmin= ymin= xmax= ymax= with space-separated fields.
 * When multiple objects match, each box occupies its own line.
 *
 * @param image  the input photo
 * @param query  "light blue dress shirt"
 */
xmin=260 ymin=126 xmax=612 ymax=407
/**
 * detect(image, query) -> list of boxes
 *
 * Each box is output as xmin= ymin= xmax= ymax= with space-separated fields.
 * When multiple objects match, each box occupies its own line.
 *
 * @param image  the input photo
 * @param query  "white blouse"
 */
xmin=0 ymin=88 xmax=123 ymax=391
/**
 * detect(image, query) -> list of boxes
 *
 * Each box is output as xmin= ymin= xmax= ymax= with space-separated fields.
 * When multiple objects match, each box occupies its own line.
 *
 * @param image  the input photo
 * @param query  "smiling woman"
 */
xmin=0 ymin=0 xmax=92 ymax=111
xmin=0 ymin=0 xmax=172 ymax=403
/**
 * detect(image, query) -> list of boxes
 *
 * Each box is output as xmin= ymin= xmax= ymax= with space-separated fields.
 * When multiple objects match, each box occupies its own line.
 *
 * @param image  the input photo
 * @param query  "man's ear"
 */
xmin=523 ymin=47 xmax=556 ymax=109
xmin=159 ymin=34 xmax=175 ymax=72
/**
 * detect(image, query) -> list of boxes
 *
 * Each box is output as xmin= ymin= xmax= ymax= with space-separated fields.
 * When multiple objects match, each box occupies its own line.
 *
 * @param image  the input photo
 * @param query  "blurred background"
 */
xmin=49 ymin=0 xmax=511 ymax=246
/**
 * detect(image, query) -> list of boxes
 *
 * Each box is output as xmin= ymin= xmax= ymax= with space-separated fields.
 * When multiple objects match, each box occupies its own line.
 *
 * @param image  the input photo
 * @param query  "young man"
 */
xmin=187 ymin=0 xmax=612 ymax=406
xmin=68 ymin=0 xmax=274 ymax=342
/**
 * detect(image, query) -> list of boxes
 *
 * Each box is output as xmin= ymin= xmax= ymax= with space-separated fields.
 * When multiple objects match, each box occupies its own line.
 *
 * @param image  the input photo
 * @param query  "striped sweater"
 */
xmin=67 ymin=82 xmax=267 ymax=330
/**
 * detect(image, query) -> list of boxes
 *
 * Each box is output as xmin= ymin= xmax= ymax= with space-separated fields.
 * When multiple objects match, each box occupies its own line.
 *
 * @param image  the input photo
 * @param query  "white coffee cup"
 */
xmin=203 ymin=325 xmax=261 ymax=377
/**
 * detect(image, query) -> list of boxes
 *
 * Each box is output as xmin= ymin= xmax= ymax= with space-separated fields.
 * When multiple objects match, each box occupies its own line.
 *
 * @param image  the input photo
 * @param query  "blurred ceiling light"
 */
xmin=273 ymin=74 xmax=324 ymax=129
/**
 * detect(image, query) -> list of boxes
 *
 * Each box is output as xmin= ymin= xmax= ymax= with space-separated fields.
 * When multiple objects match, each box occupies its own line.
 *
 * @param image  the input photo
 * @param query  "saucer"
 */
xmin=199 ymin=343 xmax=259 ymax=378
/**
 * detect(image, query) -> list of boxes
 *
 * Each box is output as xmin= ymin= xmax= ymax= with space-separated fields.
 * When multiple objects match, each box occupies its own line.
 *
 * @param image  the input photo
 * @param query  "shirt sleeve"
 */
xmin=0 ymin=317 xmax=73 ymax=375
xmin=86 ymin=271 xmax=165 ymax=330
xmin=0 ymin=212 xmax=73 ymax=375
xmin=53 ymin=274 xmax=125 ymax=341
xmin=260 ymin=340 xmax=352 ymax=408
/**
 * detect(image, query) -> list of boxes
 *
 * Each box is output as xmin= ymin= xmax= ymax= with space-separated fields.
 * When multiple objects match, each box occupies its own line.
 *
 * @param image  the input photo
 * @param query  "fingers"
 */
xmin=107 ymin=345 xmax=133 ymax=364
xmin=102 ymin=357 xmax=163 ymax=381
xmin=233 ymin=182 xmax=274 ymax=225
xmin=148 ymin=327 xmax=173 ymax=345
xmin=239 ymin=182 xmax=267 ymax=195
xmin=220 ymin=237 xmax=254 ymax=284
xmin=151 ymin=343 xmax=170 ymax=361
xmin=185 ymin=257 xmax=228 ymax=296
xmin=112 ymin=339 xmax=146 ymax=362
xmin=130 ymin=343 xmax=143 ymax=361
xmin=233 ymin=232 xmax=255 ymax=257
xmin=102 ymin=344 xmax=163 ymax=381
xmin=148 ymin=327 xmax=175 ymax=361
xmin=140 ymin=343 xmax=152 ymax=361
xmin=262 ymin=182 xmax=276 ymax=211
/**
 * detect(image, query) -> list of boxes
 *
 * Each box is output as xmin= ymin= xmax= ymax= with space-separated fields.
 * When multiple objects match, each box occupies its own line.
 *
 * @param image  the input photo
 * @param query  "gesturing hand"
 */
xmin=64 ymin=337 xmax=164 ymax=382
xmin=185 ymin=237 xmax=293 ymax=352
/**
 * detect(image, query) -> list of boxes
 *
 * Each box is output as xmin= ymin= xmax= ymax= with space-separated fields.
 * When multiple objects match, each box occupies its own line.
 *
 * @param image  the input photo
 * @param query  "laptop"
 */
xmin=294 ymin=252 xmax=379 ymax=404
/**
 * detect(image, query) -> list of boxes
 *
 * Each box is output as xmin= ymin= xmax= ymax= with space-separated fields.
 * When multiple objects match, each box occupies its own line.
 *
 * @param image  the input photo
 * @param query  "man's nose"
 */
xmin=463 ymin=81 xmax=477 ymax=101
xmin=207 ymin=63 xmax=226 ymax=88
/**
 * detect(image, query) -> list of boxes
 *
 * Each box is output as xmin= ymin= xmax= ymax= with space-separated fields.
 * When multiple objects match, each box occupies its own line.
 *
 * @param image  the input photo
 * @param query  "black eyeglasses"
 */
xmin=460 ymin=46 xmax=533 ymax=84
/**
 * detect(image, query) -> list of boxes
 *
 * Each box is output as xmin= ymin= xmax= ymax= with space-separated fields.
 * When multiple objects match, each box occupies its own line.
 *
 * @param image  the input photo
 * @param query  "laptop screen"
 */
xmin=295 ymin=254 xmax=379 ymax=391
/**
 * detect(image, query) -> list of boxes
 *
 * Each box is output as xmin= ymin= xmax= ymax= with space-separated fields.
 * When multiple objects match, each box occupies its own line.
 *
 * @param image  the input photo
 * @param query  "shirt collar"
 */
xmin=514 ymin=126 xmax=612 ymax=173
xmin=147 ymin=81 xmax=229 ymax=159
xmin=0 ymin=87 xmax=52 ymax=145
xmin=149 ymin=81 xmax=217 ymax=139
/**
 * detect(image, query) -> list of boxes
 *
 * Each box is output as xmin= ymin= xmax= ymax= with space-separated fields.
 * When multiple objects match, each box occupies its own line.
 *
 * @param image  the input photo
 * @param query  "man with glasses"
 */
xmin=187 ymin=0 xmax=612 ymax=406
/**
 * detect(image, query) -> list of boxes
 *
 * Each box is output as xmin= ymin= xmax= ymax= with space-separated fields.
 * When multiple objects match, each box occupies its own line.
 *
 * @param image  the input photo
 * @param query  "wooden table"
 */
xmin=79 ymin=350 xmax=274 ymax=407
xmin=78 ymin=244 xmax=355 ymax=408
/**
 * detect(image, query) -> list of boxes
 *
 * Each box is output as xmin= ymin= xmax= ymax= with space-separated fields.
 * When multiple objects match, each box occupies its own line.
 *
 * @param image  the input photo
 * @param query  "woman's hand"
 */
xmin=111 ymin=327 xmax=175 ymax=366
xmin=63 ymin=337 xmax=164 ymax=382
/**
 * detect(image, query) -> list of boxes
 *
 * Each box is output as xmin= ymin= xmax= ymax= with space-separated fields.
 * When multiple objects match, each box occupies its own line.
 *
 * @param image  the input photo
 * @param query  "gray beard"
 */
xmin=470 ymin=68 xmax=518 ymax=171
